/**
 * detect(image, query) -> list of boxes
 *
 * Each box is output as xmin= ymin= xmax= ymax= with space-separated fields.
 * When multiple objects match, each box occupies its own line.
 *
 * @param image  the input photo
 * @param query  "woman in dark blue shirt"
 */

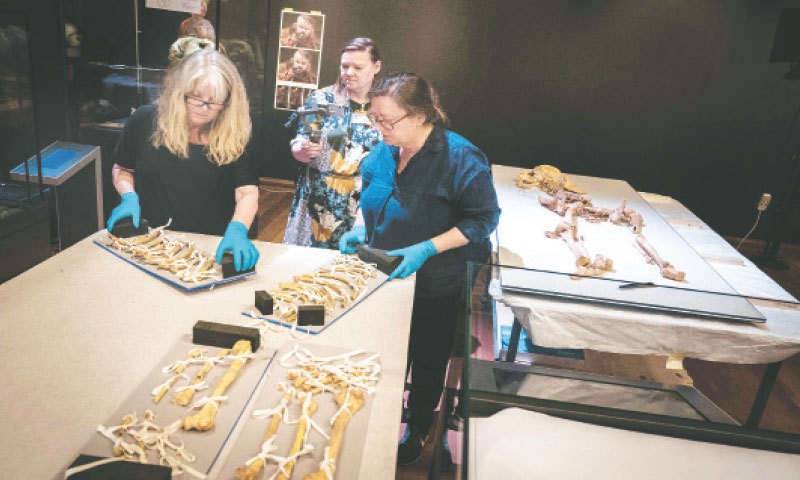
xmin=340 ymin=72 xmax=501 ymax=466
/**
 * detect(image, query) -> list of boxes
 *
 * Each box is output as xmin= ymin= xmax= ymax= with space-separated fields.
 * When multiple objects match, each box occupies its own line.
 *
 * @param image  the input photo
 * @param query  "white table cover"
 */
xmin=469 ymin=408 xmax=800 ymax=480
xmin=491 ymin=164 xmax=800 ymax=364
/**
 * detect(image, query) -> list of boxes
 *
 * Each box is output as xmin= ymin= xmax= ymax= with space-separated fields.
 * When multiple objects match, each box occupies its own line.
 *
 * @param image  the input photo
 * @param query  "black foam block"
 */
xmin=221 ymin=251 xmax=256 ymax=278
xmin=297 ymin=304 xmax=325 ymax=326
xmin=192 ymin=320 xmax=260 ymax=351
xmin=67 ymin=454 xmax=171 ymax=480
xmin=357 ymin=245 xmax=403 ymax=276
xmin=255 ymin=290 xmax=273 ymax=315
xmin=109 ymin=217 xmax=150 ymax=238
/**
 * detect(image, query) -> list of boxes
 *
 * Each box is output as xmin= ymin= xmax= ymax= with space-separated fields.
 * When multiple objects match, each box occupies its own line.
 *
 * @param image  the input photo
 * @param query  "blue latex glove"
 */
xmin=215 ymin=221 xmax=260 ymax=272
xmin=339 ymin=225 xmax=366 ymax=254
xmin=386 ymin=240 xmax=437 ymax=280
xmin=107 ymin=192 xmax=141 ymax=231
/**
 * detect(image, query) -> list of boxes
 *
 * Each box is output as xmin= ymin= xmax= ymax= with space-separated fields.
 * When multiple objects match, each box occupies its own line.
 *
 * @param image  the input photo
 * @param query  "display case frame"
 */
xmin=435 ymin=261 xmax=800 ymax=479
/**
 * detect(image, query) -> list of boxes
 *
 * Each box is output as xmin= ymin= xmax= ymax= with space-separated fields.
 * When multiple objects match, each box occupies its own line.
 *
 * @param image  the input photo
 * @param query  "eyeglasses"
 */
xmin=184 ymin=95 xmax=227 ymax=111
xmin=367 ymin=113 xmax=408 ymax=131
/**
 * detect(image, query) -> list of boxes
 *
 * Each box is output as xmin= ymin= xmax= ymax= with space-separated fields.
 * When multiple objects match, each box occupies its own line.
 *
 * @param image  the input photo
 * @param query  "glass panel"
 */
xmin=443 ymin=261 xmax=800 ymax=479
xmin=0 ymin=12 xmax=35 ymax=182
xmin=63 ymin=0 xmax=266 ymax=130
xmin=499 ymin=264 xmax=764 ymax=323
xmin=492 ymin=367 xmax=704 ymax=420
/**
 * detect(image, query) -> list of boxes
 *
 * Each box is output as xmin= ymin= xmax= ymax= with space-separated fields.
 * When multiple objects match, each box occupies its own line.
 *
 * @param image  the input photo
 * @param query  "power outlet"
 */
xmin=757 ymin=193 xmax=772 ymax=212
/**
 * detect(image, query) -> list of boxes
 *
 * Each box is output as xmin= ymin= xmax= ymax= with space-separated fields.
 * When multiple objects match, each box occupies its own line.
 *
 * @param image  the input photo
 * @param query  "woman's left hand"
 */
xmin=215 ymin=221 xmax=260 ymax=271
xmin=386 ymin=240 xmax=437 ymax=279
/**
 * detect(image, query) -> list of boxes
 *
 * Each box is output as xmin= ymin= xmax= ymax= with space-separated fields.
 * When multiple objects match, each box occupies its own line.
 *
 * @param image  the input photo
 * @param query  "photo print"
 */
xmin=274 ymin=10 xmax=324 ymax=111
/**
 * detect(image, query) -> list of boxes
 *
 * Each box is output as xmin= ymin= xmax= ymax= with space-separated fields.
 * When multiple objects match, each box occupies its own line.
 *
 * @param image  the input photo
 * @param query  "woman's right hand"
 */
xmin=292 ymin=136 xmax=323 ymax=163
xmin=301 ymin=138 xmax=323 ymax=159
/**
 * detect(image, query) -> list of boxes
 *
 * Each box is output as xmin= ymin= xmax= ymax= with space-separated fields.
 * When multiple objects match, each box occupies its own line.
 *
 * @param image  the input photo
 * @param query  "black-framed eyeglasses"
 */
xmin=367 ymin=113 xmax=408 ymax=130
xmin=184 ymin=95 xmax=227 ymax=111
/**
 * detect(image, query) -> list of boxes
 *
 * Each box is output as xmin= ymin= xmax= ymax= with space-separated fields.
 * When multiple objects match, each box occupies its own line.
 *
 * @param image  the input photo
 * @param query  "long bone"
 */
xmin=634 ymin=235 xmax=686 ymax=282
xmin=276 ymin=391 xmax=317 ymax=480
xmin=182 ymin=340 xmax=252 ymax=431
xmin=303 ymin=385 xmax=365 ymax=480
xmin=235 ymin=385 xmax=295 ymax=480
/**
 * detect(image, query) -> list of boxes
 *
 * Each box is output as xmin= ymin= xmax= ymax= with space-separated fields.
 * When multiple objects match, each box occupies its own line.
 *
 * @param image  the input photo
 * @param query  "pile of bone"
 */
xmin=269 ymin=255 xmax=378 ymax=322
xmin=236 ymin=345 xmax=381 ymax=480
xmin=106 ymin=224 xmax=221 ymax=283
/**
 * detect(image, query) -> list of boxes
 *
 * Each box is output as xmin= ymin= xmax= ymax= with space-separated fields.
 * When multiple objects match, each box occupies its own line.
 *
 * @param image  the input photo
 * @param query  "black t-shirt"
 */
xmin=115 ymin=105 xmax=258 ymax=235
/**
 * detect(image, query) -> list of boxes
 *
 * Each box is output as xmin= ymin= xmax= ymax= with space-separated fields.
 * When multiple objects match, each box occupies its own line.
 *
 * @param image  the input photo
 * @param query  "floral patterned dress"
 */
xmin=283 ymin=85 xmax=382 ymax=249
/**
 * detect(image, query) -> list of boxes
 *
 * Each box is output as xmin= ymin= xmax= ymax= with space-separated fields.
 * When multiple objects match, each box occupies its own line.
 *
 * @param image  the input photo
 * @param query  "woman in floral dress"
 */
xmin=283 ymin=37 xmax=383 ymax=249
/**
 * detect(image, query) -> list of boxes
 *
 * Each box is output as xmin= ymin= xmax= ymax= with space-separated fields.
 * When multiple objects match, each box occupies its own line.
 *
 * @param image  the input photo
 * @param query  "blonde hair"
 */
xmin=153 ymin=49 xmax=251 ymax=165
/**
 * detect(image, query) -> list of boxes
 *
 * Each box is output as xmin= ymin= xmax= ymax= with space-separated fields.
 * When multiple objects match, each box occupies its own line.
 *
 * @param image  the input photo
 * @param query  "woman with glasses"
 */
xmin=283 ymin=37 xmax=383 ymax=249
xmin=106 ymin=48 xmax=259 ymax=272
xmin=339 ymin=72 xmax=501 ymax=466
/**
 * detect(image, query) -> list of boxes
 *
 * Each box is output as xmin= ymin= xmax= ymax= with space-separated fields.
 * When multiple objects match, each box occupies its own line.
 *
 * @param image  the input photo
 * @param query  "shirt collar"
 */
xmin=389 ymin=123 xmax=447 ymax=161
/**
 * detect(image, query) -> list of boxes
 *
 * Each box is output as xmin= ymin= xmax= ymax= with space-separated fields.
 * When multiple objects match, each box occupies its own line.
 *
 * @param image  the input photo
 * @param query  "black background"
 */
xmin=6 ymin=0 xmax=800 ymax=243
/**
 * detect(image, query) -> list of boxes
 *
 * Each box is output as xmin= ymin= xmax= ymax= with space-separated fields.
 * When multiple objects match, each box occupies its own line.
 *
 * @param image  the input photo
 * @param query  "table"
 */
xmin=0 ymin=232 xmax=415 ymax=479
xmin=489 ymin=164 xmax=800 ymax=425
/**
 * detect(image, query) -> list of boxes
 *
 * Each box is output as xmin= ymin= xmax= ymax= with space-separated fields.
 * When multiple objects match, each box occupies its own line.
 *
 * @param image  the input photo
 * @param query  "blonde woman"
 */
xmin=107 ymin=49 xmax=259 ymax=272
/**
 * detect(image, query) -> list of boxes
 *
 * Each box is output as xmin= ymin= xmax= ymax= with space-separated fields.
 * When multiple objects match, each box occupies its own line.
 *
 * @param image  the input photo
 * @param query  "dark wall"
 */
xmin=17 ymin=0 xmax=800 ymax=243
xmin=2 ymin=0 xmax=67 ymax=164
xmin=259 ymin=0 xmax=800 ymax=243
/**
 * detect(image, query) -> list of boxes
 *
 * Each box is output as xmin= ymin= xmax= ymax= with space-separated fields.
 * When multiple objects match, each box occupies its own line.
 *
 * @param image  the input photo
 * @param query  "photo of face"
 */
xmin=277 ymin=48 xmax=317 ymax=85
xmin=290 ymin=50 xmax=311 ymax=77
xmin=294 ymin=16 xmax=314 ymax=43
xmin=274 ymin=10 xmax=325 ymax=111
xmin=279 ymin=13 xmax=322 ymax=50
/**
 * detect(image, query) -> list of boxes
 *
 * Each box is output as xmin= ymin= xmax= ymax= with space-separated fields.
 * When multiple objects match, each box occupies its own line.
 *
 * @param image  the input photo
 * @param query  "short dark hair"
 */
xmin=369 ymin=72 xmax=447 ymax=124
xmin=341 ymin=37 xmax=382 ymax=64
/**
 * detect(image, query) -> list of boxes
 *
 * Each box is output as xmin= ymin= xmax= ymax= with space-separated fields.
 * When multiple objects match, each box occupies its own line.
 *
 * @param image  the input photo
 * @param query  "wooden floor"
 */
xmin=256 ymin=178 xmax=800 ymax=479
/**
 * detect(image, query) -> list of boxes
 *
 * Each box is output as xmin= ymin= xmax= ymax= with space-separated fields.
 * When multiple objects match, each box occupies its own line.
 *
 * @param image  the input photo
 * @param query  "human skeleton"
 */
xmin=519 ymin=165 xmax=686 ymax=281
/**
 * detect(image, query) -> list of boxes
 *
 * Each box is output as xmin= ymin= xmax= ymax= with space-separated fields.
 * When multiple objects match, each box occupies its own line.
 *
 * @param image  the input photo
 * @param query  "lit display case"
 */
xmin=61 ymin=0 xmax=267 ymax=219
xmin=0 ymin=10 xmax=52 ymax=281
xmin=433 ymin=262 xmax=800 ymax=479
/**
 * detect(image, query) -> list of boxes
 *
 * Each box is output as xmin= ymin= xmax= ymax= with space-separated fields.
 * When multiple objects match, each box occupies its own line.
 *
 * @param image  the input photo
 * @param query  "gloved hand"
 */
xmin=386 ymin=240 xmax=437 ymax=280
xmin=107 ymin=192 xmax=141 ymax=231
xmin=215 ymin=221 xmax=260 ymax=272
xmin=338 ymin=225 xmax=366 ymax=254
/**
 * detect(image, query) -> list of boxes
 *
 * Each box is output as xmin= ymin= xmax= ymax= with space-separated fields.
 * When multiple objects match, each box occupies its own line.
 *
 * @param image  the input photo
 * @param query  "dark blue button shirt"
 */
xmin=361 ymin=124 xmax=501 ymax=297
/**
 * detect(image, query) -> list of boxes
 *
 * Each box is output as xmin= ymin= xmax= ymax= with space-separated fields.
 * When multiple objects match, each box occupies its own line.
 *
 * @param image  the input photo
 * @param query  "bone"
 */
xmin=276 ymin=391 xmax=317 ymax=480
xmin=635 ymin=235 xmax=686 ymax=282
xmin=173 ymin=348 xmax=229 ymax=406
xmin=182 ymin=340 xmax=252 ymax=431
xmin=153 ymin=349 xmax=202 ymax=403
xmin=235 ymin=387 xmax=294 ymax=480
xmin=303 ymin=386 xmax=365 ymax=480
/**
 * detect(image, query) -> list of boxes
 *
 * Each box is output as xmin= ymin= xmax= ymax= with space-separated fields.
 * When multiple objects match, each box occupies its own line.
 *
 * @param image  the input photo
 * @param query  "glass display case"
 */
xmin=0 ymin=10 xmax=52 ymax=281
xmin=60 ymin=0 xmax=267 ymax=219
xmin=432 ymin=262 xmax=800 ymax=479
xmin=62 ymin=0 xmax=266 ymax=126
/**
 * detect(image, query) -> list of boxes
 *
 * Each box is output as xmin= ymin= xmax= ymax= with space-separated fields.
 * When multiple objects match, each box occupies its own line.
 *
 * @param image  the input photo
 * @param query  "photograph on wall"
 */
xmin=274 ymin=9 xmax=324 ymax=111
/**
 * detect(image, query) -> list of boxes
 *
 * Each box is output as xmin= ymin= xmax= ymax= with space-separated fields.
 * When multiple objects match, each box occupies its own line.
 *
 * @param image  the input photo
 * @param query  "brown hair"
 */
xmin=341 ymin=37 xmax=381 ymax=64
xmin=368 ymin=72 xmax=447 ymax=124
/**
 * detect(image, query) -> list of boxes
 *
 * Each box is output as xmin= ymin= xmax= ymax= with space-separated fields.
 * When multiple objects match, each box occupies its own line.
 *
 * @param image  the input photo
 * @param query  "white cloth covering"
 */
xmin=469 ymin=408 xmax=800 ymax=480
xmin=491 ymin=165 xmax=800 ymax=364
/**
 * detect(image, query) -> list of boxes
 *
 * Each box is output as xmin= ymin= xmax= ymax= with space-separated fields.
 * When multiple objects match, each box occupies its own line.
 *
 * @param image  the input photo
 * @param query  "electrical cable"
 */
xmin=736 ymin=210 xmax=764 ymax=251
